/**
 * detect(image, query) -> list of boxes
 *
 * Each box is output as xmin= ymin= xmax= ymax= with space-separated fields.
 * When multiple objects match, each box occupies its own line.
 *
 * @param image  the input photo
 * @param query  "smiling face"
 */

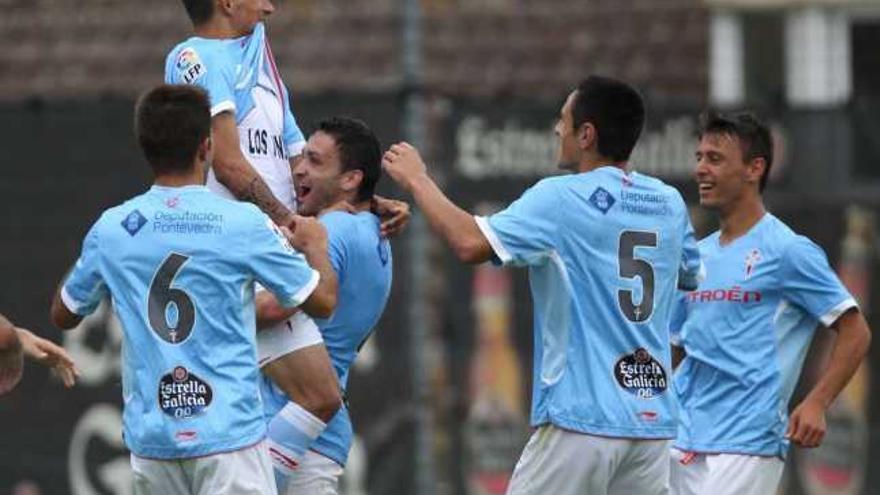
xmin=293 ymin=131 xmax=351 ymax=216
xmin=694 ymin=132 xmax=765 ymax=212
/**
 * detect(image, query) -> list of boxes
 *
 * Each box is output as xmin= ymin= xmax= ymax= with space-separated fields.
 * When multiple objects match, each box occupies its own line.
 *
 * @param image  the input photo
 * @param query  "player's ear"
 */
xmin=746 ymin=157 xmax=766 ymax=188
xmin=578 ymin=122 xmax=596 ymax=152
xmin=217 ymin=0 xmax=234 ymax=16
xmin=198 ymin=136 xmax=212 ymax=164
xmin=340 ymin=169 xmax=364 ymax=195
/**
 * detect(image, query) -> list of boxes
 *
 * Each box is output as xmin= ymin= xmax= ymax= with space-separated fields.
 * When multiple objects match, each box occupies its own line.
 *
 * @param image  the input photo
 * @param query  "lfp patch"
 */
xmin=158 ymin=366 xmax=213 ymax=420
xmin=177 ymin=48 xmax=207 ymax=84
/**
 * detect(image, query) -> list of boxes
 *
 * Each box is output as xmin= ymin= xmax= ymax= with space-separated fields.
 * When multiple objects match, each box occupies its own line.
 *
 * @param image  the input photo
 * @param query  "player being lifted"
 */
xmin=669 ymin=111 xmax=871 ymax=495
xmin=50 ymin=85 xmax=337 ymax=494
xmin=166 ymin=0 xmax=408 ymax=473
xmin=383 ymin=76 xmax=701 ymax=495
xmin=256 ymin=117 xmax=393 ymax=493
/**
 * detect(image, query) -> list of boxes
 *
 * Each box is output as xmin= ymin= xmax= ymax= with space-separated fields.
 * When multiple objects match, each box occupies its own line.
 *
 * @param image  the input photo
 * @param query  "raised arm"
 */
xmin=213 ymin=113 xmax=294 ymax=226
xmin=382 ymin=142 xmax=492 ymax=263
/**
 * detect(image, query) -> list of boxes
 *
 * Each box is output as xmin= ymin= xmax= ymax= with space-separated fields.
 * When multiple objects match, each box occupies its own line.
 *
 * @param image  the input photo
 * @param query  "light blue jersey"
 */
xmin=61 ymin=185 xmax=320 ymax=459
xmin=262 ymin=211 xmax=392 ymax=465
xmin=673 ymin=213 xmax=856 ymax=458
xmin=165 ymin=23 xmax=305 ymax=209
xmin=475 ymin=166 xmax=701 ymax=439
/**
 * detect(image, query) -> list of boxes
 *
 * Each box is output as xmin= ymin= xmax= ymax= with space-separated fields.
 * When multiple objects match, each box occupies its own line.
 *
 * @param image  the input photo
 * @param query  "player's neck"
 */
xmin=154 ymin=171 xmax=205 ymax=188
xmin=577 ymin=156 xmax=627 ymax=174
xmin=718 ymin=196 xmax=766 ymax=245
xmin=194 ymin=20 xmax=243 ymax=39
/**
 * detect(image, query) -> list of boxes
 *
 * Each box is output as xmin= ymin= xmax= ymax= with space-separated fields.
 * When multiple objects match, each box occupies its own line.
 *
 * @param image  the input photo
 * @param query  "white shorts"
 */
xmin=257 ymin=311 xmax=324 ymax=368
xmin=130 ymin=441 xmax=277 ymax=495
xmin=507 ymin=424 xmax=670 ymax=495
xmin=281 ymin=450 xmax=344 ymax=495
xmin=669 ymin=448 xmax=784 ymax=495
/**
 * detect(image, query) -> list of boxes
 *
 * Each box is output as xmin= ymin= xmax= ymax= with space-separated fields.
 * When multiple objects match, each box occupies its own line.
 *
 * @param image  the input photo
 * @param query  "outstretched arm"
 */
xmin=0 ymin=313 xmax=23 ymax=395
xmin=787 ymin=309 xmax=871 ymax=447
xmin=382 ymin=142 xmax=493 ymax=264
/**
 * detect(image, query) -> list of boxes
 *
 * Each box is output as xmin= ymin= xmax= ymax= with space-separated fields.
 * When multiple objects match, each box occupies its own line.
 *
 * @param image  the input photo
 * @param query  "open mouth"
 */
xmin=297 ymin=185 xmax=312 ymax=202
xmin=698 ymin=183 xmax=715 ymax=194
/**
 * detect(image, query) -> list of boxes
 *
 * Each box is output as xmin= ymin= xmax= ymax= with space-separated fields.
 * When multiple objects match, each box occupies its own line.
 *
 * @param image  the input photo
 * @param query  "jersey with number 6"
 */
xmin=475 ymin=166 xmax=701 ymax=439
xmin=60 ymin=185 xmax=320 ymax=459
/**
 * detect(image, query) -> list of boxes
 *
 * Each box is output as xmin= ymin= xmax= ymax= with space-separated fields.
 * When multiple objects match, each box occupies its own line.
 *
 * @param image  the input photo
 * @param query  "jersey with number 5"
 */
xmin=475 ymin=166 xmax=701 ymax=439
xmin=61 ymin=185 xmax=319 ymax=459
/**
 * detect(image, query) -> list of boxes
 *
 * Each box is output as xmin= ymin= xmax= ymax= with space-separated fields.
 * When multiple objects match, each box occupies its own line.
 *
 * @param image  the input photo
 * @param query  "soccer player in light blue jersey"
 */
xmin=49 ymin=85 xmax=338 ymax=494
xmin=383 ymin=76 xmax=702 ymax=495
xmin=255 ymin=117 xmax=392 ymax=494
xmin=669 ymin=112 xmax=872 ymax=494
xmin=166 ymin=2 xmax=409 ymax=471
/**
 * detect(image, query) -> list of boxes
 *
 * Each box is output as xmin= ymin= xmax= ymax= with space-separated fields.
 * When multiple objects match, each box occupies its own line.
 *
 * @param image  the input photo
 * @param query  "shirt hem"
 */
xmin=60 ymin=286 xmax=88 ymax=315
xmin=672 ymin=441 xmax=783 ymax=459
xmin=820 ymin=297 xmax=858 ymax=327
xmin=536 ymin=414 xmax=676 ymax=440
xmin=474 ymin=216 xmax=513 ymax=264
xmin=128 ymin=432 xmax=265 ymax=460
xmin=210 ymin=101 xmax=236 ymax=117
xmin=288 ymin=269 xmax=320 ymax=308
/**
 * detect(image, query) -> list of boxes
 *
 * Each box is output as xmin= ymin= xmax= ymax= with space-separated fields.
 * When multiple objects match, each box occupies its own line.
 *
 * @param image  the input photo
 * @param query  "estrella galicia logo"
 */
xmin=614 ymin=348 xmax=668 ymax=399
xmin=122 ymin=210 xmax=147 ymax=236
xmin=158 ymin=366 xmax=213 ymax=420
xmin=588 ymin=187 xmax=616 ymax=214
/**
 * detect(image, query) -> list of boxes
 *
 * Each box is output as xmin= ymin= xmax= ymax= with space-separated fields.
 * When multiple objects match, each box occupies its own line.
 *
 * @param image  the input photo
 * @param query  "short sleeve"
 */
xmin=678 ymin=207 xmax=703 ymax=291
xmin=247 ymin=215 xmax=320 ymax=308
xmin=319 ymin=213 xmax=349 ymax=280
xmin=668 ymin=292 xmax=689 ymax=347
xmin=165 ymin=45 xmax=236 ymax=117
xmin=475 ymin=179 xmax=559 ymax=267
xmin=61 ymin=222 xmax=108 ymax=316
xmin=780 ymin=236 xmax=857 ymax=327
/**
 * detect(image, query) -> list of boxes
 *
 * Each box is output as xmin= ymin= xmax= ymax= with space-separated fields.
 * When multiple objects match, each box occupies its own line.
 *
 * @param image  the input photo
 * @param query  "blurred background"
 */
xmin=1 ymin=0 xmax=879 ymax=493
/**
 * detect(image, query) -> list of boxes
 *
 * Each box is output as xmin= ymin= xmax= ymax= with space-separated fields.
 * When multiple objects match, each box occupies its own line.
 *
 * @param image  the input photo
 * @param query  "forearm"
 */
xmin=298 ymin=246 xmax=338 ymax=318
xmin=214 ymin=159 xmax=292 ymax=225
xmin=805 ymin=310 xmax=871 ymax=408
xmin=408 ymin=175 xmax=492 ymax=263
xmin=255 ymin=291 xmax=298 ymax=330
xmin=0 ymin=314 xmax=16 ymax=352
xmin=212 ymin=113 xmax=292 ymax=225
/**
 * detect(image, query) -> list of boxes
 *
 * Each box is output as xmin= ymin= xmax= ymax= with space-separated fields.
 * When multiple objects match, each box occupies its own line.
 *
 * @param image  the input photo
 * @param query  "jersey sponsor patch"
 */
xmin=158 ymin=366 xmax=213 ymax=419
xmin=122 ymin=210 xmax=148 ymax=237
xmin=614 ymin=348 xmax=668 ymax=399
xmin=588 ymin=186 xmax=616 ymax=214
xmin=176 ymin=48 xmax=207 ymax=84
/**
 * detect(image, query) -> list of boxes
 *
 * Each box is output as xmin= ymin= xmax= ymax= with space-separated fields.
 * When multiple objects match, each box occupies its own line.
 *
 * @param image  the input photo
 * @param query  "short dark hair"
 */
xmin=699 ymin=110 xmax=774 ymax=191
xmin=317 ymin=117 xmax=382 ymax=202
xmin=572 ymin=76 xmax=646 ymax=162
xmin=135 ymin=84 xmax=212 ymax=176
xmin=181 ymin=0 xmax=214 ymax=26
